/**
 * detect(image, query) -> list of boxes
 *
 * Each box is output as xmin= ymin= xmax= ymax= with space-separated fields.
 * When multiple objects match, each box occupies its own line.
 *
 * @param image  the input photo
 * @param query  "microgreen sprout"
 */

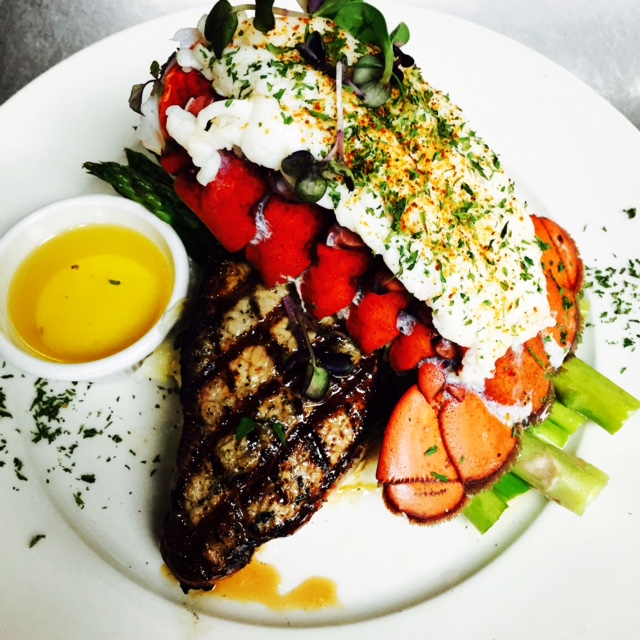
xmin=204 ymin=0 xmax=307 ymax=57
xmin=283 ymin=296 xmax=330 ymax=400
xmin=204 ymin=0 xmax=413 ymax=108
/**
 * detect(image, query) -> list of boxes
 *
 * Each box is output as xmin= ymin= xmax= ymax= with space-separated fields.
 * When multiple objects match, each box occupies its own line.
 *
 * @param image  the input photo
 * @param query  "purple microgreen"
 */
xmin=306 ymin=0 xmax=325 ymax=13
xmin=296 ymin=30 xmax=332 ymax=71
xmin=284 ymin=296 xmax=331 ymax=400
xmin=318 ymin=351 xmax=354 ymax=375
xmin=281 ymin=150 xmax=317 ymax=179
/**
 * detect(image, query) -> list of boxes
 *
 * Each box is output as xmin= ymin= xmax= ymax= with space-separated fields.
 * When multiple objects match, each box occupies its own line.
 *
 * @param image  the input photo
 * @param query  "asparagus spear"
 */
xmin=512 ymin=430 xmax=609 ymax=515
xmin=83 ymin=150 xmax=218 ymax=266
xmin=554 ymin=357 xmax=640 ymax=434
xmin=465 ymin=355 xmax=639 ymax=532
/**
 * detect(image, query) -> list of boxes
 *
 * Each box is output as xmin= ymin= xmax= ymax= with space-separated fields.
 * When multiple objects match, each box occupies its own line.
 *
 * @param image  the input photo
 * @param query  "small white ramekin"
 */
xmin=0 ymin=194 xmax=190 ymax=381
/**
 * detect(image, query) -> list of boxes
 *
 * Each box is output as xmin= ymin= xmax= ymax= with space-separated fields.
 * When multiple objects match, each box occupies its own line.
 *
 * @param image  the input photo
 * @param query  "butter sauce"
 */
xmin=167 ymin=559 xmax=340 ymax=611
xmin=8 ymin=224 xmax=173 ymax=363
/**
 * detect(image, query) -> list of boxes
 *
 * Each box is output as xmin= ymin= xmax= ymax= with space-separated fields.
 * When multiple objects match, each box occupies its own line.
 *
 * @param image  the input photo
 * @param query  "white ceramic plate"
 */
xmin=1 ymin=2 xmax=639 ymax=638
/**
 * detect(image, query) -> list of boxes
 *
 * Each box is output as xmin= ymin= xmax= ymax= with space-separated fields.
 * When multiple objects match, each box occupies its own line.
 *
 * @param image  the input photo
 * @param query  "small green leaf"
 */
xmin=29 ymin=534 xmax=46 ymax=548
xmin=271 ymin=422 xmax=287 ymax=445
xmin=296 ymin=173 xmax=328 ymax=203
xmin=281 ymin=150 xmax=317 ymax=179
xmin=425 ymin=445 xmax=438 ymax=457
xmin=360 ymin=80 xmax=391 ymax=108
xmin=304 ymin=363 xmax=330 ymax=400
xmin=334 ymin=3 xmax=394 ymax=84
xmin=128 ymin=82 xmax=148 ymax=115
xmin=205 ymin=0 xmax=239 ymax=59
xmin=326 ymin=160 xmax=355 ymax=191
xmin=254 ymin=0 xmax=276 ymax=33
xmin=352 ymin=54 xmax=384 ymax=85
xmin=313 ymin=0 xmax=363 ymax=18
xmin=390 ymin=22 xmax=410 ymax=47
xmin=236 ymin=416 xmax=256 ymax=441
xmin=150 ymin=60 xmax=162 ymax=79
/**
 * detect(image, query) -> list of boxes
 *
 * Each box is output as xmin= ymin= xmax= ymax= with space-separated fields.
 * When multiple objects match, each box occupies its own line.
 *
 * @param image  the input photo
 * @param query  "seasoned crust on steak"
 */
xmin=161 ymin=259 xmax=381 ymax=591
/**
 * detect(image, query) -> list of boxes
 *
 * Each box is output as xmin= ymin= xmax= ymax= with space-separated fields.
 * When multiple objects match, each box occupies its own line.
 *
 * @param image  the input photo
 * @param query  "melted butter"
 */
xmin=163 ymin=560 xmax=340 ymax=611
xmin=8 ymin=224 xmax=173 ymax=363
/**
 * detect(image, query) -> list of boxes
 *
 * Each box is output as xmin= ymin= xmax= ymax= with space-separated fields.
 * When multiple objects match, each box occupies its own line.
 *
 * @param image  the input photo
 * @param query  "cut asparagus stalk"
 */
xmin=512 ymin=430 xmax=609 ymax=515
xmin=546 ymin=400 xmax=588 ymax=435
xmin=463 ymin=489 xmax=508 ymax=534
xmin=492 ymin=471 xmax=530 ymax=501
xmin=554 ymin=358 xmax=640 ymax=435
xmin=532 ymin=418 xmax=571 ymax=449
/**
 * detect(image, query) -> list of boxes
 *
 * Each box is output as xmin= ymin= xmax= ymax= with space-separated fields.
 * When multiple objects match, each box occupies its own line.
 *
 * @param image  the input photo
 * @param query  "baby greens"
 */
xmin=204 ymin=0 xmax=410 ymax=107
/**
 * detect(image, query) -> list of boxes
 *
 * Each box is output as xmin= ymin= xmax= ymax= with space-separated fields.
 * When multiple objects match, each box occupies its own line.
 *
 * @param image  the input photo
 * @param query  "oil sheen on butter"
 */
xmin=8 ymin=224 xmax=173 ymax=363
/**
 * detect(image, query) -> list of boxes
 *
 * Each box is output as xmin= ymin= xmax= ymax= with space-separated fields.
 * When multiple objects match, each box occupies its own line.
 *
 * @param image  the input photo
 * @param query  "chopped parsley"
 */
xmin=585 ymin=257 xmax=640 ymax=352
xmin=30 ymin=380 xmax=76 ymax=444
xmin=29 ymin=534 xmax=46 ymax=548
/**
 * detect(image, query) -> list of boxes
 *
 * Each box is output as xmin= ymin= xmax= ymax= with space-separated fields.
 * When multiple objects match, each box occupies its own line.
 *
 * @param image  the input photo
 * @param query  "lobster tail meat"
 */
xmin=173 ymin=152 xmax=268 ymax=253
xmin=161 ymin=258 xmax=382 ymax=591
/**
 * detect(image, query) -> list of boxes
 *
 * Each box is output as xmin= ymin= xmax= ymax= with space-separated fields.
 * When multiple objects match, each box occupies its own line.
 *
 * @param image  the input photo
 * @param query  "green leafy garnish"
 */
xmin=254 ymin=0 xmax=276 ymax=32
xmin=271 ymin=422 xmax=287 ymax=445
xmin=236 ymin=416 xmax=257 ymax=441
xmin=202 ymin=1 xmax=411 ymax=107
xmin=29 ymin=534 xmax=46 ymax=548
xmin=331 ymin=2 xmax=394 ymax=85
xmin=204 ymin=0 xmax=240 ymax=58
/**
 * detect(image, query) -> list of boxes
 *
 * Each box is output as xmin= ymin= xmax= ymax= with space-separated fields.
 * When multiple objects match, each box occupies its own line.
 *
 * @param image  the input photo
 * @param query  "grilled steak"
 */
xmin=161 ymin=258 xmax=381 ymax=591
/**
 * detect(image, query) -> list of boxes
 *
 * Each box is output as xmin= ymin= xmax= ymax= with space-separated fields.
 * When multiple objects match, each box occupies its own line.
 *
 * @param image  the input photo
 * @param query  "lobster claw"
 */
xmin=377 ymin=362 xmax=519 ymax=524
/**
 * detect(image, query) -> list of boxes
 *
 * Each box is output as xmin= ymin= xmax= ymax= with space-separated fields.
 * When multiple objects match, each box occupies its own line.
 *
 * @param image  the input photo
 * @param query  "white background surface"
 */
xmin=1 ymin=2 xmax=640 ymax=639
xmin=2 ymin=0 xmax=640 ymax=129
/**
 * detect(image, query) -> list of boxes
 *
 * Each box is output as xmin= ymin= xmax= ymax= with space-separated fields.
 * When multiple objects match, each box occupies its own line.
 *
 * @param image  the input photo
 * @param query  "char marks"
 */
xmin=161 ymin=259 xmax=380 ymax=591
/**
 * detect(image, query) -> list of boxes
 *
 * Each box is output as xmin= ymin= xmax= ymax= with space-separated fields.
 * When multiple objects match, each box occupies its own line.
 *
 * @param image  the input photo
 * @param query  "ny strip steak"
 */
xmin=161 ymin=258 xmax=382 ymax=591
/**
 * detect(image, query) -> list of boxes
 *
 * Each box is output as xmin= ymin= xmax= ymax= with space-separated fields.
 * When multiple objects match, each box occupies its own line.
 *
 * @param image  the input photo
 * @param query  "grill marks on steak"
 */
xmin=161 ymin=259 xmax=380 ymax=591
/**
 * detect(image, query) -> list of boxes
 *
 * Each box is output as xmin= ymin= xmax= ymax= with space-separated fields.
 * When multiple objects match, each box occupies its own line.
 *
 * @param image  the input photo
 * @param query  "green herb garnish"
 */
xmin=236 ymin=416 xmax=257 ymax=441
xmin=29 ymin=534 xmax=46 ymax=548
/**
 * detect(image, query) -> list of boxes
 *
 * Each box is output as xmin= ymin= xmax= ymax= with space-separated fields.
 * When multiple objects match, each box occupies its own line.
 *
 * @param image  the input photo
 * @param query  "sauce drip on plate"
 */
xmin=164 ymin=560 xmax=340 ymax=611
